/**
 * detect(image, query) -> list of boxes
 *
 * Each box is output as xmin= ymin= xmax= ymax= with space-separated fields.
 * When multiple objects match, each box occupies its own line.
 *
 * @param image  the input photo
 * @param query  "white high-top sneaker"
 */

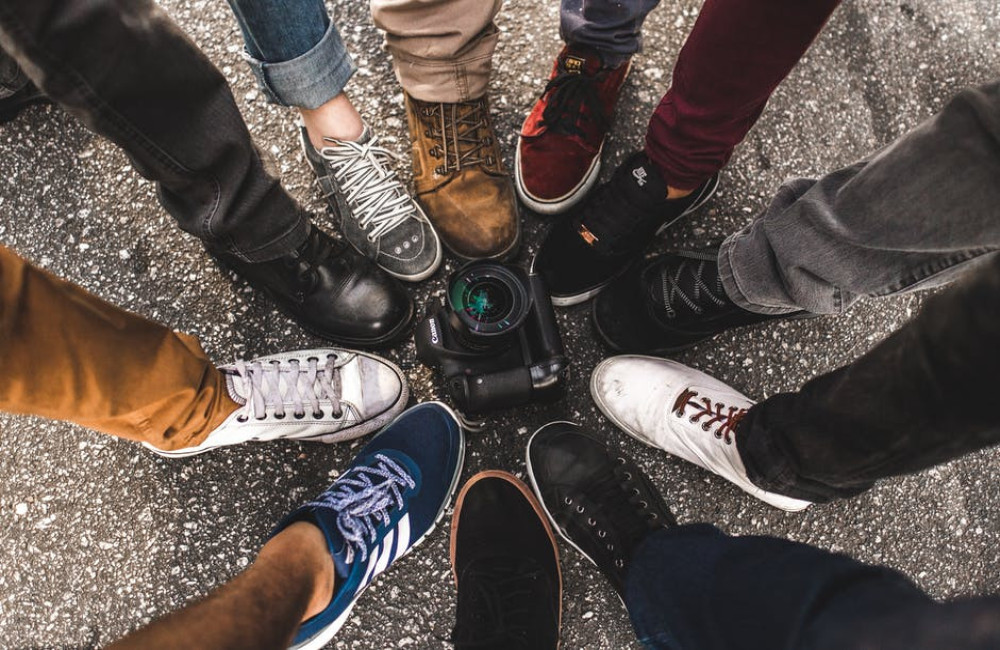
xmin=590 ymin=355 xmax=811 ymax=512
xmin=146 ymin=349 xmax=408 ymax=458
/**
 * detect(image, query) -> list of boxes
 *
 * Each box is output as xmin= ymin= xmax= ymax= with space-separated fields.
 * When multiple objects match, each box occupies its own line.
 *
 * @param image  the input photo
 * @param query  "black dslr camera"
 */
xmin=415 ymin=262 xmax=569 ymax=422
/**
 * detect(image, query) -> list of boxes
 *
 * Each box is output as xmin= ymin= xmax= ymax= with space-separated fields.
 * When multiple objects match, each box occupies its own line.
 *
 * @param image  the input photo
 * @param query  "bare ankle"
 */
xmin=666 ymin=185 xmax=694 ymax=200
xmin=300 ymin=93 xmax=364 ymax=150
xmin=257 ymin=521 xmax=335 ymax=621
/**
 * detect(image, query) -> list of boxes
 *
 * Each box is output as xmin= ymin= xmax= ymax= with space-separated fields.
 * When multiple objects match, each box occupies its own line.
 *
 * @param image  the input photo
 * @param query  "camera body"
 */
xmin=415 ymin=262 xmax=569 ymax=419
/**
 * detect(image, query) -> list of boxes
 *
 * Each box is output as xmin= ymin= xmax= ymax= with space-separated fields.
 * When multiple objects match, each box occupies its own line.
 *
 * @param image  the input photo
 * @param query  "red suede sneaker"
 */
xmin=516 ymin=46 xmax=631 ymax=215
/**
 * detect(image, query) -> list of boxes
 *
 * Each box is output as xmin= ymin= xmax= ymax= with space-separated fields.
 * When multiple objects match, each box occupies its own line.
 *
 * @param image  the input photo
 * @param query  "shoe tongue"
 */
xmin=223 ymin=371 xmax=246 ymax=406
xmin=579 ymin=152 xmax=669 ymax=247
xmin=561 ymin=47 xmax=605 ymax=76
xmin=307 ymin=508 xmax=352 ymax=579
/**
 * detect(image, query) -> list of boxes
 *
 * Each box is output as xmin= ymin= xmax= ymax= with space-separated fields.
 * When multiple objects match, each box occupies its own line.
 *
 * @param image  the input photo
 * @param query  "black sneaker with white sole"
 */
xmin=532 ymin=151 xmax=718 ymax=307
xmin=302 ymin=125 xmax=442 ymax=282
xmin=526 ymin=422 xmax=675 ymax=599
xmin=593 ymin=249 xmax=805 ymax=354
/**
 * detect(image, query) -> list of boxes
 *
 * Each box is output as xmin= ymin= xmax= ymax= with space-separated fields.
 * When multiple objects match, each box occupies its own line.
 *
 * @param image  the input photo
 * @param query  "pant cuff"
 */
xmin=242 ymin=20 xmax=356 ymax=109
xmin=718 ymin=232 xmax=802 ymax=316
xmin=390 ymin=25 xmax=498 ymax=103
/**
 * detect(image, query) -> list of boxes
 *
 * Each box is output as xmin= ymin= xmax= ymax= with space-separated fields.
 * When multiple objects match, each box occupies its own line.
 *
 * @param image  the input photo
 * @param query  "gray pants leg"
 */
xmin=719 ymin=81 xmax=1000 ymax=315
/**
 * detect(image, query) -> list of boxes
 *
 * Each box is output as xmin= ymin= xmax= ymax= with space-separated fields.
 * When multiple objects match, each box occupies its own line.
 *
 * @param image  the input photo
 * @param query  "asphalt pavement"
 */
xmin=1 ymin=0 xmax=999 ymax=648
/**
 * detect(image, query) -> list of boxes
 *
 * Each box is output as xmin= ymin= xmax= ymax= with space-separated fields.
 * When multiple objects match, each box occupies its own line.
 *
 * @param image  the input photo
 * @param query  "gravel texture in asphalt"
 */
xmin=1 ymin=0 xmax=999 ymax=648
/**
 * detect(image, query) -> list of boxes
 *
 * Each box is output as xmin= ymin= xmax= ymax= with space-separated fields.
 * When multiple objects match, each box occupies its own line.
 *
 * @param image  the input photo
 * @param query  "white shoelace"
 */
xmin=235 ymin=356 xmax=343 ymax=421
xmin=306 ymin=454 xmax=416 ymax=563
xmin=320 ymin=136 xmax=418 ymax=242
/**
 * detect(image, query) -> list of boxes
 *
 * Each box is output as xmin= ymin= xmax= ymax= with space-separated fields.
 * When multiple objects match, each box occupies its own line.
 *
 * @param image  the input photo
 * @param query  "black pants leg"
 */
xmin=0 ymin=0 xmax=308 ymax=262
xmin=625 ymin=525 xmax=1000 ymax=650
xmin=736 ymin=254 xmax=1000 ymax=502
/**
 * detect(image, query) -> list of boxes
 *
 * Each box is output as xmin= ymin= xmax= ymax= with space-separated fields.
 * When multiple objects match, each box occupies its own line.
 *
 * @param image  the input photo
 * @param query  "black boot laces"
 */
xmin=656 ymin=257 xmax=727 ymax=319
xmin=281 ymin=228 xmax=345 ymax=295
xmin=450 ymin=557 xmax=547 ymax=649
xmin=540 ymin=69 xmax=609 ymax=137
xmin=417 ymin=98 xmax=497 ymax=175
xmin=564 ymin=460 xmax=669 ymax=570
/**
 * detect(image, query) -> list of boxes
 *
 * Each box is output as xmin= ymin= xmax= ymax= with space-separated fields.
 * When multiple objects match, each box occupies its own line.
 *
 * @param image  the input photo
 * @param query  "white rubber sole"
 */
xmin=292 ymin=401 xmax=468 ymax=650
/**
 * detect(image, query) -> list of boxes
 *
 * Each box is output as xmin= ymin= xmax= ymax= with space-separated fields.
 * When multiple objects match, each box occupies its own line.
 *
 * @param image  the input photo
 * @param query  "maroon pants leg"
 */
xmin=645 ymin=0 xmax=842 ymax=191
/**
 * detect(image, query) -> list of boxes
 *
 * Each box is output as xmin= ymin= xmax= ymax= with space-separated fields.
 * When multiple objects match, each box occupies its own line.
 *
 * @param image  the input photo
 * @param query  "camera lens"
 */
xmin=447 ymin=262 xmax=530 ymax=346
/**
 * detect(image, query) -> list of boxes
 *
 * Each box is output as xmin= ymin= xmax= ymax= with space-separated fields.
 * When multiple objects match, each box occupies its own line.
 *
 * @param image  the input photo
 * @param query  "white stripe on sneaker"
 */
xmin=393 ymin=514 xmax=411 ymax=562
xmin=373 ymin=530 xmax=393 ymax=577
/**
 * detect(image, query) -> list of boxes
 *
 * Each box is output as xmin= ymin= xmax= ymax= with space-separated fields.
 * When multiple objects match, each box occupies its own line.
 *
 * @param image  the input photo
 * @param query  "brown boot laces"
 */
xmin=416 ymin=98 xmax=496 ymax=175
xmin=672 ymin=388 xmax=746 ymax=445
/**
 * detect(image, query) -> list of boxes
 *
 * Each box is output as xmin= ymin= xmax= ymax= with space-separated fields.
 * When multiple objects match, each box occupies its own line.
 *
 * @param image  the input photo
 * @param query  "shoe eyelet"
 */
xmin=713 ymin=430 xmax=722 ymax=438
xmin=313 ymin=410 xmax=324 ymax=419
xmin=615 ymin=559 xmax=624 ymax=568
xmin=623 ymin=472 xmax=632 ymax=480
xmin=649 ymin=513 xmax=658 ymax=521
xmin=606 ymin=544 xmax=614 ymax=552
xmin=333 ymin=410 xmax=344 ymax=418
xmin=689 ymin=416 xmax=698 ymax=423
xmin=274 ymin=412 xmax=286 ymax=420
xmin=236 ymin=414 xmax=248 ymax=423
xmin=588 ymin=518 xmax=596 ymax=526
xmin=576 ymin=505 xmax=585 ymax=514
xmin=616 ymin=457 xmax=626 ymax=465
xmin=307 ymin=356 xmax=319 ymax=363
xmin=639 ymin=500 xmax=648 ymax=509
xmin=564 ymin=497 xmax=573 ymax=505
xmin=598 ymin=530 xmax=607 ymax=538
xmin=631 ymin=488 xmax=640 ymax=497
xmin=293 ymin=412 xmax=305 ymax=420
xmin=327 ymin=353 xmax=337 ymax=361
xmin=435 ymin=166 xmax=445 ymax=175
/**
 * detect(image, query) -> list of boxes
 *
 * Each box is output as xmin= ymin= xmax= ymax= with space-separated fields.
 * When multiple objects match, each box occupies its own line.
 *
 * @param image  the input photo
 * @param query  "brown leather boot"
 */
xmin=405 ymin=93 xmax=520 ymax=260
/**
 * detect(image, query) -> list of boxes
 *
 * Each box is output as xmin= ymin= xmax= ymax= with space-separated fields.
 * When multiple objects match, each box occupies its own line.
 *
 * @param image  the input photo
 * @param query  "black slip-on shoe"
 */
xmin=532 ymin=151 xmax=718 ymax=307
xmin=450 ymin=471 xmax=562 ymax=650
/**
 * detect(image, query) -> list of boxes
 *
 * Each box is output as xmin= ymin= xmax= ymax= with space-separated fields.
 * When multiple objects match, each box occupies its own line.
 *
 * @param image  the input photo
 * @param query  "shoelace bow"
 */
xmin=283 ymin=228 xmax=345 ymax=293
xmin=563 ymin=462 xmax=664 ymax=569
xmin=673 ymin=388 xmax=746 ymax=444
xmin=419 ymin=100 xmax=495 ymax=174
xmin=235 ymin=355 xmax=343 ymax=421
xmin=659 ymin=258 xmax=727 ymax=319
xmin=306 ymin=454 xmax=416 ymax=564
xmin=319 ymin=136 xmax=418 ymax=241
xmin=540 ymin=69 xmax=608 ymax=136
xmin=450 ymin=559 xmax=544 ymax=648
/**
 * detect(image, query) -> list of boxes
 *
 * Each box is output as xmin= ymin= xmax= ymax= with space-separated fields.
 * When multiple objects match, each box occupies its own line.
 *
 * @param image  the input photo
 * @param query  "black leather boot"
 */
xmin=216 ymin=225 xmax=413 ymax=346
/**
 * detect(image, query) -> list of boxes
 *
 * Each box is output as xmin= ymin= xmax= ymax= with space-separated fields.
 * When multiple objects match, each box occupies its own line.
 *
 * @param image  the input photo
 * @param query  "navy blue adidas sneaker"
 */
xmin=273 ymin=401 xmax=465 ymax=650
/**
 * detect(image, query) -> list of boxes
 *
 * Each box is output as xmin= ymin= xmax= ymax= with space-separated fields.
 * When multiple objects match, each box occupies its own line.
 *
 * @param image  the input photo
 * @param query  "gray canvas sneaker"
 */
xmin=145 ymin=348 xmax=408 ymax=458
xmin=302 ymin=125 xmax=442 ymax=282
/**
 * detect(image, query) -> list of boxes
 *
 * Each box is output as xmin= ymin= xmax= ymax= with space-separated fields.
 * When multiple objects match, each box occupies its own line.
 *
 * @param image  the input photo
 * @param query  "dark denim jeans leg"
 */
xmin=559 ymin=0 xmax=661 ymax=66
xmin=0 ymin=0 xmax=308 ymax=262
xmin=736 ymin=253 xmax=1000 ymax=503
xmin=624 ymin=525 xmax=1000 ymax=650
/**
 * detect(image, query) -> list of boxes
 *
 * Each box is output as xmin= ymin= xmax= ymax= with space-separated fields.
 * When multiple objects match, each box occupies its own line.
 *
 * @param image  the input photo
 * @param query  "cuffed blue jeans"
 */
xmin=226 ymin=0 xmax=356 ymax=109
xmin=626 ymin=525 xmax=1000 ymax=650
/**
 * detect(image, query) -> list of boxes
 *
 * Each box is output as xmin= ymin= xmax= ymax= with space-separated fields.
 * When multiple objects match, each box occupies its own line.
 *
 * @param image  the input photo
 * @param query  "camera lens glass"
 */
xmin=447 ymin=263 xmax=530 ymax=342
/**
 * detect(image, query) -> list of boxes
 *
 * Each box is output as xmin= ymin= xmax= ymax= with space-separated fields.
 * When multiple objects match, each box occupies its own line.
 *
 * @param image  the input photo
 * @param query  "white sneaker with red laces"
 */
xmin=590 ymin=355 xmax=811 ymax=512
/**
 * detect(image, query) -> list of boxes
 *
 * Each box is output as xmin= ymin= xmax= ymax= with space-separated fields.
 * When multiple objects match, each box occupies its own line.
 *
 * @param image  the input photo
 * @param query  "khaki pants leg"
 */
xmin=0 ymin=246 xmax=237 ymax=451
xmin=370 ymin=0 xmax=502 ymax=102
